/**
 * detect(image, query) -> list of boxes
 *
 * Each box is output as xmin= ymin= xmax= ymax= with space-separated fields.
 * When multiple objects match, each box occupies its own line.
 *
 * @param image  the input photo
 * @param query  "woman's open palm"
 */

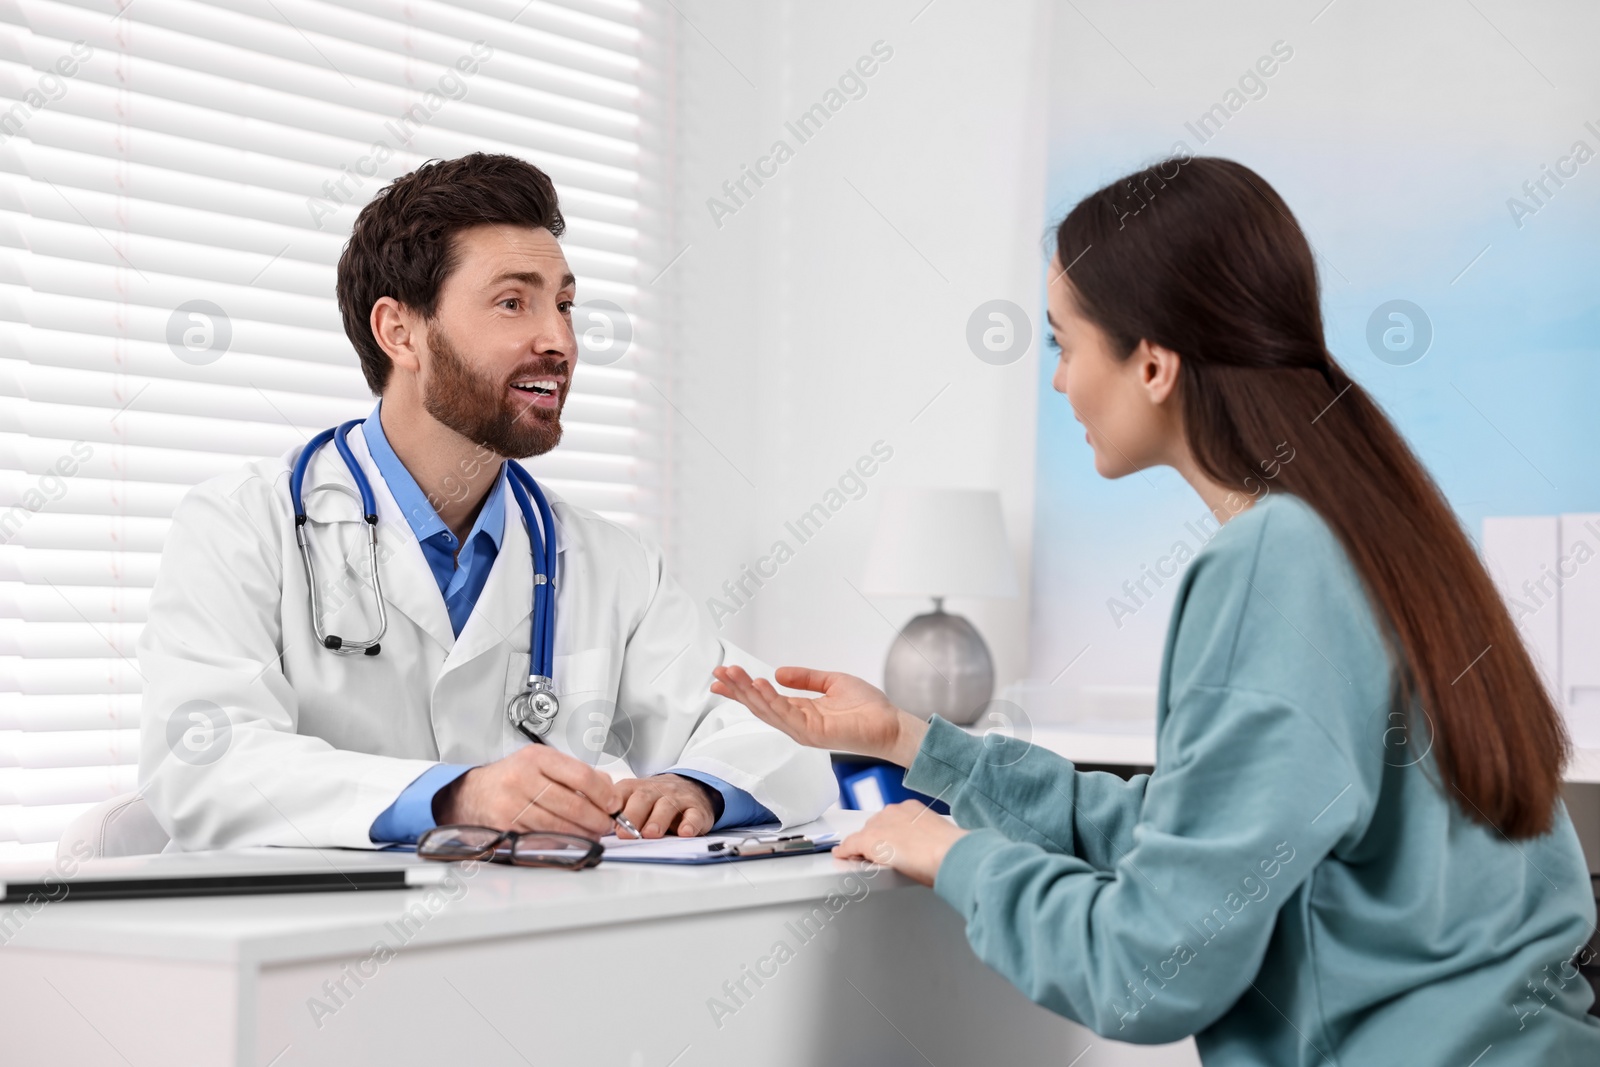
xmin=710 ymin=665 xmax=922 ymax=765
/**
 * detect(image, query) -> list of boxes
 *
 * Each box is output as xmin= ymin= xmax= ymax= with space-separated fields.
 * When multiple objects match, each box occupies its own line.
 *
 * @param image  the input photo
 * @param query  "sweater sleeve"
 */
xmin=904 ymin=716 xmax=1151 ymax=868
xmin=929 ymin=684 xmax=1365 ymax=1043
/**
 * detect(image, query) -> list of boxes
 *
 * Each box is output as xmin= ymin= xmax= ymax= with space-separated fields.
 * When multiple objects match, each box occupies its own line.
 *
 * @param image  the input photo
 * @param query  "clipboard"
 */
xmin=601 ymin=831 xmax=840 ymax=865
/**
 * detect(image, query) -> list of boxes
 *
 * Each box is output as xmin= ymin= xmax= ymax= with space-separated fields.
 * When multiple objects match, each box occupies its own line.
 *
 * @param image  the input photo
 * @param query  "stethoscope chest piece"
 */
xmin=509 ymin=676 xmax=561 ymax=740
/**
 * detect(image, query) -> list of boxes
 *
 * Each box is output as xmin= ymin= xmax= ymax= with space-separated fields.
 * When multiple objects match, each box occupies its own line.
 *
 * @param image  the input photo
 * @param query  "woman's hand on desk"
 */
xmin=711 ymin=665 xmax=929 ymax=766
xmin=836 ymin=801 xmax=968 ymax=888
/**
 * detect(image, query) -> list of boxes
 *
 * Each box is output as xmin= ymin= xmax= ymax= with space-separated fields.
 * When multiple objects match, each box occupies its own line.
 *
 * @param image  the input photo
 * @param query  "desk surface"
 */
xmin=1 ymin=809 xmax=1107 ymax=1067
xmin=5 ymin=811 xmax=900 ymax=967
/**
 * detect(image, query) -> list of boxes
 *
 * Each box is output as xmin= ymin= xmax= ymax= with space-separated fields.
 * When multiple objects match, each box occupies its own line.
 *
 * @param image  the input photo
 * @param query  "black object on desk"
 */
xmin=0 ymin=852 xmax=453 ymax=903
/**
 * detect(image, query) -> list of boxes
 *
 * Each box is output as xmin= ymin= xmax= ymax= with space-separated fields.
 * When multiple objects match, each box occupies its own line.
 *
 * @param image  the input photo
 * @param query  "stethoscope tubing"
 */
xmin=291 ymin=421 xmax=386 ymax=655
xmin=288 ymin=421 xmax=557 ymax=683
xmin=505 ymin=460 xmax=558 ymax=681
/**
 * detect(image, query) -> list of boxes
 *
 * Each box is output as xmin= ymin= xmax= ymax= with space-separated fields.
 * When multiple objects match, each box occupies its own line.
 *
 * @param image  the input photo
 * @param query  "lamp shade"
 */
xmin=861 ymin=488 xmax=1018 ymax=599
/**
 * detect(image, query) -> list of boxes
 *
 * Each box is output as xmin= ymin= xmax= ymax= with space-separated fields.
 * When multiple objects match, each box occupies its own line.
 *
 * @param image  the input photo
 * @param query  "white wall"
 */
xmin=658 ymin=8 xmax=1204 ymax=1063
xmin=664 ymin=0 xmax=1050 ymax=692
xmin=1030 ymin=0 xmax=1600 ymax=711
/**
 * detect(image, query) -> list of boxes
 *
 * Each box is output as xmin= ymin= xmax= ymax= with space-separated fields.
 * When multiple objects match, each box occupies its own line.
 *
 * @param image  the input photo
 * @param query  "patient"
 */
xmin=713 ymin=156 xmax=1600 ymax=1063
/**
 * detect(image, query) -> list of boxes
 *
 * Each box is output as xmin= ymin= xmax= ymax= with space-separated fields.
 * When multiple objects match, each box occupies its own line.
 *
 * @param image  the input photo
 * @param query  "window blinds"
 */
xmin=0 ymin=0 xmax=667 ymax=859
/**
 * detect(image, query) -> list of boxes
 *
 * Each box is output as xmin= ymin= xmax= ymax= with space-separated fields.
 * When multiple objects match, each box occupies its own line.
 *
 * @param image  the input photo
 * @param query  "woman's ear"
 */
xmin=1136 ymin=340 xmax=1182 ymax=405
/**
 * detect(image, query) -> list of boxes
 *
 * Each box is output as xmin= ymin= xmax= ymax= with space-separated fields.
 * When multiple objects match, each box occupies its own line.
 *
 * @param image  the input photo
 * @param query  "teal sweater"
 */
xmin=906 ymin=492 xmax=1599 ymax=1064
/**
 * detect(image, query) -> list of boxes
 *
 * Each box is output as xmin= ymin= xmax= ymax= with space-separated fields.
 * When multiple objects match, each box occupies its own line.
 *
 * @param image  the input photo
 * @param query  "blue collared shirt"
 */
xmin=361 ymin=400 xmax=507 ymax=639
xmin=362 ymin=403 xmax=772 ymax=843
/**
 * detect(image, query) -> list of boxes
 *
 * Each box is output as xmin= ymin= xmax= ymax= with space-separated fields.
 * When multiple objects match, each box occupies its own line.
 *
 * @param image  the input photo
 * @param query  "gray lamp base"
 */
xmin=882 ymin=599 xmax=994 ymax=726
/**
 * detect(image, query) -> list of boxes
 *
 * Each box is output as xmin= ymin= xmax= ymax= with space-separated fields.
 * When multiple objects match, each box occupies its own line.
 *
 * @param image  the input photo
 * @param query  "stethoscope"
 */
xmin=289 ymin=419 xmax=563 ymax=741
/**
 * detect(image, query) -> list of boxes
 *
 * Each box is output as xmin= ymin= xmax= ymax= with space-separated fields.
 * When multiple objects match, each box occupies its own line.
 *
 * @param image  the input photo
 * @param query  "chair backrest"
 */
xmin=56 ymin=791 xmax=171 ymax=861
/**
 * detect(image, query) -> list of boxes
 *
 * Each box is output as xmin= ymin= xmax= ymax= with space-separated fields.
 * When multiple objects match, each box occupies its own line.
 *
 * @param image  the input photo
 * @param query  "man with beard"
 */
xmin=135 ymin=154 xmax=836 ymax=851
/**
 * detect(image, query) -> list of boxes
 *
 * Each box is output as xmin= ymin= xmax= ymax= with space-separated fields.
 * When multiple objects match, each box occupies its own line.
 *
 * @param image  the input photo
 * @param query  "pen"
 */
xmin=721 ymin=834 xmax=816 ymax=856
xmin=574 ymin=787 xmax=640 ymax=838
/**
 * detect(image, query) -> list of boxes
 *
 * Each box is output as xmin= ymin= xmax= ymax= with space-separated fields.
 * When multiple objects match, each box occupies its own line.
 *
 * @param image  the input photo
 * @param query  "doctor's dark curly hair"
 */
xmin=335 ymin=152 xmax=565 ymax=393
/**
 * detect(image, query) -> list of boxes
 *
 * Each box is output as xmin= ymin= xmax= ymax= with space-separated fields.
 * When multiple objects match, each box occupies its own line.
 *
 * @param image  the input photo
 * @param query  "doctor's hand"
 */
xmin=432 ymin=745 xmax=620 ymax=839
xmin=711 ymin=665 xmax=929 ymax=768
xmin=835 ymin=801 xmax=968 ymax=889
xmin=612 ymin=774 xmax=719 ymax=838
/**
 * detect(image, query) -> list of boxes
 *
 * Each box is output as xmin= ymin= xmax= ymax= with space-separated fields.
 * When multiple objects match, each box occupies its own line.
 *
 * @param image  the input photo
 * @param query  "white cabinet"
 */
xmin=1482 ymin=515 xmax=1600 ymax=755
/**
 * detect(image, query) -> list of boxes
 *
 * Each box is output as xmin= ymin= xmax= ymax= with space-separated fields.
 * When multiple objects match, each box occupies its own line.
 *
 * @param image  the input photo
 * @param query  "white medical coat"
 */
xmin=135 ymin=425 xmax=837 ymax=849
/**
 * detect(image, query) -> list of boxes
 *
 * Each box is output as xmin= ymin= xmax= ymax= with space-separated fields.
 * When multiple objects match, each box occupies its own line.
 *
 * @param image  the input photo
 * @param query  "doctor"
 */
xmin=137 ymin=152 xmax=836 ymax=850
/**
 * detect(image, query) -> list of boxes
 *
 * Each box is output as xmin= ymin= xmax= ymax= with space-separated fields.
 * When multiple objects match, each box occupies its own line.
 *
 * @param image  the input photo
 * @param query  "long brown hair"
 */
xmin=1056 ymin=155 xmax=1567 ymax=838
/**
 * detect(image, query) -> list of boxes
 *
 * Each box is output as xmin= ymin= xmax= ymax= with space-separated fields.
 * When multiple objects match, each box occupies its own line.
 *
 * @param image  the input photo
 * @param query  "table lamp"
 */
xmin=861 ymin=487 xmax=1018 ymax=725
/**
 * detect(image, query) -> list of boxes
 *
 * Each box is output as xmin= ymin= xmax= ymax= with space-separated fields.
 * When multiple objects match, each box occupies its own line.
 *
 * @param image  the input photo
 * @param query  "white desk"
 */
xmin=0 ymin=811 xmax=1111 ymax=1067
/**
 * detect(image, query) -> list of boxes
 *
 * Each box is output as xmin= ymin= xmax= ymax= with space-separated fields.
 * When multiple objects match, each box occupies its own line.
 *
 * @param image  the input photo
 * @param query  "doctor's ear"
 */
xmin=1133 ymin=340 xmax=1182 ymax=406
xmin=370 ymin=296 xmax=425 ymax=376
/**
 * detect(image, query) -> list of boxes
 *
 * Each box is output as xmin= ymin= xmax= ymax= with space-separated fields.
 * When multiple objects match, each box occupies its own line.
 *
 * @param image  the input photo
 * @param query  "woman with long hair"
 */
xmin=712 ymin=157 xmax=1600 ymax=1062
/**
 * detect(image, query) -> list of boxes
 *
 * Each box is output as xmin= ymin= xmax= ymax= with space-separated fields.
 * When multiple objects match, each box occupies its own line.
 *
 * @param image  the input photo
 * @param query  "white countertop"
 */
xmin=1017 ymin=724 xmax=1157 ymax=768
xmin=3 ymin=811 xmax=903 ymax=967
xmin=975 ymin=722 xmax=1600 ymax=784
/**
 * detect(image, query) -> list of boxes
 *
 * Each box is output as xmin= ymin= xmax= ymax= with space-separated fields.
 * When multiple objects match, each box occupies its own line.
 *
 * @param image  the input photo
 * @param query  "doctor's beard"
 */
xmin=422 ymin=323 xmax=564 ymax=459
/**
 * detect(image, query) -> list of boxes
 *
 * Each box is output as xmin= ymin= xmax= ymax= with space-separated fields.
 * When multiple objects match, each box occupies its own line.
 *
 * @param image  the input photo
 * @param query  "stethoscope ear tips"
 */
xmin=320 ymin=634 xmax=381 ymax=656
